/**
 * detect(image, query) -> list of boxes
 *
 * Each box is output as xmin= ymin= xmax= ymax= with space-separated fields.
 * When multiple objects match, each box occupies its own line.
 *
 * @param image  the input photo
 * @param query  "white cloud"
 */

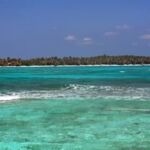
xmin=65 ymin=35 xmax=76 ymax=41
xmin=82 ymin=37 xmax=93 ymax=45
xmin=65 ymin=35 xmax=93 ymax=45
xmin=116 ymin=24 xmax=130 ymax=30
xmin=104 ymin=31 xmax=118 ymax=37
xmin=140 ymin=34 xmax=150 ymax=40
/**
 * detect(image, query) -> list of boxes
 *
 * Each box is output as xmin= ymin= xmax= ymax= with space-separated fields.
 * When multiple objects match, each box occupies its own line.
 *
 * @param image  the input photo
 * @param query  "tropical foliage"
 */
xmin=0 ymin=55 xmax=149 ymax=66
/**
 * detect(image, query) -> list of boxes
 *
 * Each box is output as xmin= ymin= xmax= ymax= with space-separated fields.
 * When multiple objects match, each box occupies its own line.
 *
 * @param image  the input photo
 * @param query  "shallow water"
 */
xmin=0 ymin=66 xmax=150 ymax=150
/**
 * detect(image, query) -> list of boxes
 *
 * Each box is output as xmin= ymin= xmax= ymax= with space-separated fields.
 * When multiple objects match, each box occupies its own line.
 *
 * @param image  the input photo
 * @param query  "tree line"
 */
xmin=0 ymin=55 xmax=149 ymax=66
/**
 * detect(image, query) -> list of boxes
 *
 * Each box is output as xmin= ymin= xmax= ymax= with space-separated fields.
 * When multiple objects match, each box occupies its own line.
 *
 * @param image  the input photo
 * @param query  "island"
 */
xmin=0 ymin=55 xmax=150 ymax=66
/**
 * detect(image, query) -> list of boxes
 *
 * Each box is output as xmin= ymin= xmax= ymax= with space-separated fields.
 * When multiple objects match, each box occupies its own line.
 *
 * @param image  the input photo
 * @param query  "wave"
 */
xmin=0 ymin=95 xmax=20 ymax=101
xmin=0 ymin=84 xmax=150 ymax=102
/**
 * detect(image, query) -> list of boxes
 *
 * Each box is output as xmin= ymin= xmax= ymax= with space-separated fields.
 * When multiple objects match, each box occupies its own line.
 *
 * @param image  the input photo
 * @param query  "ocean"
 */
xmin=0 ymin=66 xmax=150 ymax=150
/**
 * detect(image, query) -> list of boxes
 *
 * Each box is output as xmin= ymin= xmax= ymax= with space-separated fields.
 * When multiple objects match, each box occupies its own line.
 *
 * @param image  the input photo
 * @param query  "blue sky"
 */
xmin=0 ymin=0 xmax=150 ymax=58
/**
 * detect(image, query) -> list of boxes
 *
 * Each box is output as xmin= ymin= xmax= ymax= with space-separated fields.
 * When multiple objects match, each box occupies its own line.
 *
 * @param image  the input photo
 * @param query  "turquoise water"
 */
xmin=0 ymin=66 xmax=150 ymax=150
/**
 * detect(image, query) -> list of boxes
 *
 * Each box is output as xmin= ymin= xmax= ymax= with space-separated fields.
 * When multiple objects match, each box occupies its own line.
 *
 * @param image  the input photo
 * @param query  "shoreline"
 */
xmin=0 ymin=64 xmax=150 ymax=67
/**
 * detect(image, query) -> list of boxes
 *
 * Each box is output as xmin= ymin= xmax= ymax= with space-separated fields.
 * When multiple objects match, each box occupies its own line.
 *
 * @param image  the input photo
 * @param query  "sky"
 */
xmin=0 ymin=0 xmax=150 ymax=58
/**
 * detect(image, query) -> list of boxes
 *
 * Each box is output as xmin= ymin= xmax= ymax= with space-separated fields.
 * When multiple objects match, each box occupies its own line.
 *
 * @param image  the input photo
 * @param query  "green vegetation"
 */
xmin=0 ymin=55 xmax=150 ymax=66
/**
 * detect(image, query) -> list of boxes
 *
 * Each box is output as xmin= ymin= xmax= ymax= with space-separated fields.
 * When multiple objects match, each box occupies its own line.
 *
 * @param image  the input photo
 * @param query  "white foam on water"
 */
xmin=0 ymin=84 xmax=150 ymax=102
xmin=0 ymin=95 xmax=20 ymax=101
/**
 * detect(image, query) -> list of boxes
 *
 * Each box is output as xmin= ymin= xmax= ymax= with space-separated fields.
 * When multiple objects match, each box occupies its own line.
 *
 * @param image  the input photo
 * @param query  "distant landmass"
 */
xmin=0 ymin=55 xmax=150 ymax=66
